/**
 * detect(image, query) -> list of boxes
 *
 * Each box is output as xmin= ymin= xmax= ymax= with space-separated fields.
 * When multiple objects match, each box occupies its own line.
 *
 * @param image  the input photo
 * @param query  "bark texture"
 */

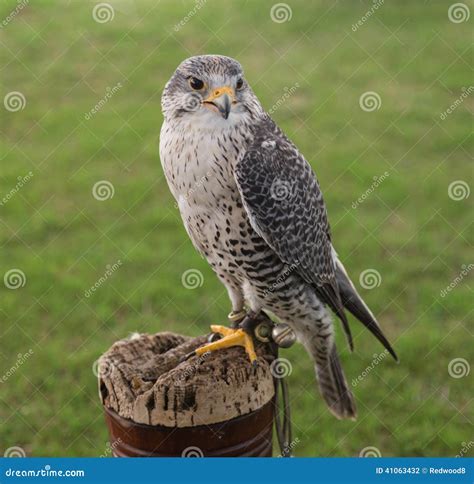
xmin=98 ymin=331 xmax=275 ymax=427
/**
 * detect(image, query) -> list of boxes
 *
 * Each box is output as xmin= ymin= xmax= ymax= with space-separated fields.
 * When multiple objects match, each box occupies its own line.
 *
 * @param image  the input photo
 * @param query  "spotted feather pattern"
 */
xmin=235 ymin=116 xmax=354 ymax=349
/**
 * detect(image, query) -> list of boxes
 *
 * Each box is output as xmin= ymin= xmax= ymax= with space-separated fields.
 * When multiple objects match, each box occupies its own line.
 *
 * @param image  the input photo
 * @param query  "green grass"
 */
xmin=0 ymin=0 xmax=472 ymax=457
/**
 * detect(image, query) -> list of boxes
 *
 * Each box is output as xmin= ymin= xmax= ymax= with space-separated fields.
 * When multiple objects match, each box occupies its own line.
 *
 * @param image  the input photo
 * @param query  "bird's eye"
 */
xmin=236 ymin=78 xmax=244 ymax=90
xmin=188 ymin=77 xmax=204 ymax=90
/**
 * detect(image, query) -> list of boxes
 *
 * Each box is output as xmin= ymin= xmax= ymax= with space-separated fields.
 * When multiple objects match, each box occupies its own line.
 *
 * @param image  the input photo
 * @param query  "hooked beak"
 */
xmin=203 ymin=86 xmax=235 ymax=119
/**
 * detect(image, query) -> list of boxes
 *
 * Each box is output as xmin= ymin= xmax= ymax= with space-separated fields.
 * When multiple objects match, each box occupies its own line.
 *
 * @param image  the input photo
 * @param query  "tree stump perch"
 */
xmin=98 ymin=331 xmax=276 ymax=457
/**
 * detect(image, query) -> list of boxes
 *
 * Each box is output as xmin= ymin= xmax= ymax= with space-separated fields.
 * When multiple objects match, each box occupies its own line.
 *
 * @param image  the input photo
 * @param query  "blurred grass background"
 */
xmin=0 ymin=0 xmax=472 ymax=457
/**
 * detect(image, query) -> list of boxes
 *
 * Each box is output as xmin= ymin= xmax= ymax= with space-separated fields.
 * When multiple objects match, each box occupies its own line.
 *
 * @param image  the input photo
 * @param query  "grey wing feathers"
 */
xmin=335 ymin=260 xmax=398 ymax=361
xmin=235 ymin=116 xmax=397 ymax=360
xmin=234 ymin=117 xmax=353 ymax=349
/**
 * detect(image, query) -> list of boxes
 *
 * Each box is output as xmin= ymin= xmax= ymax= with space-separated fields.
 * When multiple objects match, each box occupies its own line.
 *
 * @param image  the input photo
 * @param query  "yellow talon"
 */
xmin=195 ymin=325 xmax=258 ymax=364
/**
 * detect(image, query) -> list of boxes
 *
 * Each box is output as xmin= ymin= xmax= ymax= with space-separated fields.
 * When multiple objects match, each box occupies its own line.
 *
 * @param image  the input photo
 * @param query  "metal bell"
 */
xmin=271 ymin=324 xmax=296 ymax=348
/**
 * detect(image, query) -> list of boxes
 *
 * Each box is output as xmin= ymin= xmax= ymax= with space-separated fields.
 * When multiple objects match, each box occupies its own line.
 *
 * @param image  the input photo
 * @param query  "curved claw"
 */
xmin=194 ymin=325 xmax=258 ymax=364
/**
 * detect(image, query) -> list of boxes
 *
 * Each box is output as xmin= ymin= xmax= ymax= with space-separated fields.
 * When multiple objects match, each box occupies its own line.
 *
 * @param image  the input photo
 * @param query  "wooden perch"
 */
xmin=98 ymin=331 xmax=276 ymax=457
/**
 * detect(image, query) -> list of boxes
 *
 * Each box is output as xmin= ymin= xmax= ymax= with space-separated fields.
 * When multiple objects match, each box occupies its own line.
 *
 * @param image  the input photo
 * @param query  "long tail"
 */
xmin=335 ymin=259 xmax=398 ymax=361
xmin=314 ymin=343 xmax=357 ymax=419
xmin=299 ymin=323 xmax=357 ymax=419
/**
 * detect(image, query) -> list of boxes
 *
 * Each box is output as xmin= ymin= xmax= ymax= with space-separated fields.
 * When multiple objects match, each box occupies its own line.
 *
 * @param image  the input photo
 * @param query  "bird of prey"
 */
xmin=159 ymin=55 xmax=397 ymax=419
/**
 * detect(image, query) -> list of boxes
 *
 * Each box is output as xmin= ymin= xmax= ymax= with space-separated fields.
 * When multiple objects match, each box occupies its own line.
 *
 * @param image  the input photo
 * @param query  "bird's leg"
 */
xmin=193 ymin=310 xmax=267 ymax=366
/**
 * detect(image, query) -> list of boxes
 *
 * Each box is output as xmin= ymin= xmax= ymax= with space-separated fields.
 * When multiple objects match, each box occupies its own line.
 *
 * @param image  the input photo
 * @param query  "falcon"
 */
xmin=159 ymin=55 xmax=397 ymax=419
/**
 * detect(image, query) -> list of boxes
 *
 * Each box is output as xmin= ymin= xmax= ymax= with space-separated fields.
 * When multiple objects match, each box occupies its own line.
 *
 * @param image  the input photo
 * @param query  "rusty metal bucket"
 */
xmin=104 ymin=400 xmax=274 ymax=457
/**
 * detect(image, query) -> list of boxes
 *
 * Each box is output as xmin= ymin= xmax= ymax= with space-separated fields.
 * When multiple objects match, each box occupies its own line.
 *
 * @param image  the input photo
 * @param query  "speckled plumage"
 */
xmin=159 ymin=55 xmax=397 ymax=419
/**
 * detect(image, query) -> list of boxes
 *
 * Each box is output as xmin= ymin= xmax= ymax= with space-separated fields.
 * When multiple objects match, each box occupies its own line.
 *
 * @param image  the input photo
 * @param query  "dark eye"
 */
xmin=236 ymin=78 xmax=244 ymax=90
xmin=188 ymin=77 xmax=204 ymax=90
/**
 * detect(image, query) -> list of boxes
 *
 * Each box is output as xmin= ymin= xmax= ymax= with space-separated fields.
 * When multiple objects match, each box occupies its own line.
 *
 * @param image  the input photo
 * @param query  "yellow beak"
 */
xmin=203 ymin=86 xmax=235 ymax=119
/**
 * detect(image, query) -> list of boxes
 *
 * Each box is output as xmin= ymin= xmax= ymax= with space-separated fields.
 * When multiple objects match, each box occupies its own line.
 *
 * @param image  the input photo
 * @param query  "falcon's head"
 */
xmin=161 ymin=55 xmax=262 ymax=125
